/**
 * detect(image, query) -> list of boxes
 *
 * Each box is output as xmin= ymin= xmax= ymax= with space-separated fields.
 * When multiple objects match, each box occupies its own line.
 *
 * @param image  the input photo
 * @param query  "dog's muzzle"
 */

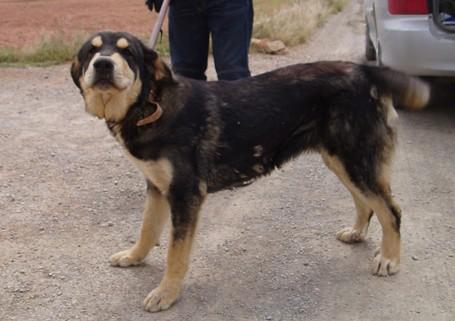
xmin=93 ymin=58 xmax=114 ymax=89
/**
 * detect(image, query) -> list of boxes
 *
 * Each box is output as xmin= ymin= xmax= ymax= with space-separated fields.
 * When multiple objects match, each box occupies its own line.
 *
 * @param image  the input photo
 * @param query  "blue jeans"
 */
xmin=169 ymin=0 xmax=253 ymax=80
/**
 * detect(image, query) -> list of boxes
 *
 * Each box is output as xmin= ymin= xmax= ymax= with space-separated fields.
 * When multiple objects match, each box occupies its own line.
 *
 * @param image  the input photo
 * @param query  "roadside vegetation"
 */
xmin=0 ymin=34 xmax=87 ymax=67
xmin=254 ymin=0 xmax=349 ymax=46
xmin=0 ymin=33 xmax=170 ymax=67
xmin=0 ymin=0 xmax=348 ymax=66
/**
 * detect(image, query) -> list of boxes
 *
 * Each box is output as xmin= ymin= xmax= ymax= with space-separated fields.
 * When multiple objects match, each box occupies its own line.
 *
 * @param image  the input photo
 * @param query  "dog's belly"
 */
xmin=207 ymin=151 xmax=274 ymax=193
xmin=207 ymin=166 xmax=256 ymax=192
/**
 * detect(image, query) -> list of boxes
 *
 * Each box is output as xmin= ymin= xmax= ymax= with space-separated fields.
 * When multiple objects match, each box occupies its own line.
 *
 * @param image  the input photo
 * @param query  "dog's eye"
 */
xmin=89 ymin=45 xmax=98 ymax=55
xmin=122 ymin=48 xmax=133 ymax=57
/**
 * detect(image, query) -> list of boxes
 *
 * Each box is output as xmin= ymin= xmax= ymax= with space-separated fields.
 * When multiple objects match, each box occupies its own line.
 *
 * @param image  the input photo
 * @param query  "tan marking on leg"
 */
xmin=371 ymin=156 xmax=401 ymax=276
xmin=143 ymin=231 xmax=194 ymax=312
xmin=369 ymin=197 xmax=401 ymax=276
xmin=116 ymin=37 xmax=129 ymax=49
xmin=321 ymin=151 xmax=373 ymax=243
xmin=91 ymin=35 xmax=103 ymax=48
xmin=110 ymin=188 xmax=170 ymax=267
xmin=144 ymin=199 xmax=202 ymax=312
xmin=336 ymin=195 xmax=372 ymax=243
xmin=321 ymin=150 xmax=400 ymax=275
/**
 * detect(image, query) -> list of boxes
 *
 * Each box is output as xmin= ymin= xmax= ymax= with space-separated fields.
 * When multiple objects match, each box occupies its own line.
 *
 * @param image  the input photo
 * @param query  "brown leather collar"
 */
xmin=136 ymin=90 xmax=163 ymax=126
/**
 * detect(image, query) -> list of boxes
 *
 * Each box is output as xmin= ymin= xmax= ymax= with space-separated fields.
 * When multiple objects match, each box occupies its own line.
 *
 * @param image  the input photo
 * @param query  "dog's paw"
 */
xmin=110 ymin=249 xmax=144 ymax=267
xmin=143 ymin=284 xmax=181 ymax=312
xmin=373 ymin=250 xmax=400 ymax=276
xmin=336 ymin=227 xmax=366 ymax=243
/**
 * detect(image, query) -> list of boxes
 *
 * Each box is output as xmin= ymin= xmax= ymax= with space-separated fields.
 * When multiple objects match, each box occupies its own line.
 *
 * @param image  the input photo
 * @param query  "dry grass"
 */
xmin=254 ymin=0 xmax=349 ymax=46
xmin=0 ymin=0 xmax=347 ymax=66
xmin=0 ymin=32 xmax=169 ymax=67
xmin=0 ymin=33 xmax=87 ymax=66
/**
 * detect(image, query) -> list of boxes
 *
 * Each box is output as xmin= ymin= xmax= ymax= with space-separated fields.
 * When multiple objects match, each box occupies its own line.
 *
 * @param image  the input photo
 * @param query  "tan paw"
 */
xmin=143 ymin=284 xmax=181 ymax=312
xmin=336 ymin=227 xmax=366 ymax=243
xmin=373 ymin=250 xmax=400 ymax=276
xmin=110 ymin=249 xmax=144 ymax=267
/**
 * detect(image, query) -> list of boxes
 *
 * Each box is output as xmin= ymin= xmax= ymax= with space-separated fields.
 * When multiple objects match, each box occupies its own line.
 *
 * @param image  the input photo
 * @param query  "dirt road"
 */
xmin=1 ymin=1 xmax=454 ymax=320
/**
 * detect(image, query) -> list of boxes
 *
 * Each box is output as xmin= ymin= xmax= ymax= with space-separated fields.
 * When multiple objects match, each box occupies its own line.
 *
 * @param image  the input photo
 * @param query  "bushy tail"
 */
xmin=361 ymin=65 xmax=430 ymax=109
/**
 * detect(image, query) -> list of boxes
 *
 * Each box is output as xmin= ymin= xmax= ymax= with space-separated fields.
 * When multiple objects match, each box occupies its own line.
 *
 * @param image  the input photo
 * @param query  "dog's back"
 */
xmin=203 ymin=62 xmax=429 ymax=191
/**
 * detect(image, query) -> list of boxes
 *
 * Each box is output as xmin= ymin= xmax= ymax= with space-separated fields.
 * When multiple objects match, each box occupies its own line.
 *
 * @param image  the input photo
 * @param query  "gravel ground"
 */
xmin=1 ymin=1 xmax=454 ymax=320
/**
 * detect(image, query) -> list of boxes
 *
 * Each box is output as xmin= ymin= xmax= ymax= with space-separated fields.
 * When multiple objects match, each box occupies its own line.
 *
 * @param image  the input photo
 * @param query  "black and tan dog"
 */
xmin=71 ymin=31 xmax=430 ymax=312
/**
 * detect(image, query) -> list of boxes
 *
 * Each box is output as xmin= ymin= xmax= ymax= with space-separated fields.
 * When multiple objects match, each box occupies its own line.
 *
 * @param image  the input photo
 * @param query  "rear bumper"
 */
xmin=379 ymin=16 xmax=455 ymax=76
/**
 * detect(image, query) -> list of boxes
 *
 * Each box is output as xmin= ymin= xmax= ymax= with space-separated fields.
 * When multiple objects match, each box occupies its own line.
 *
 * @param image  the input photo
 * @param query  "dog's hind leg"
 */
xmin=321 ymin=151 xmax=373 ymax=243
xmin=368 ymin=163 xmax=402 ymax=276
xmin=110 ymin=186 xmax=170 ymax=267
xmin=336 ymin=195 xmax=373 ymax=243
xmin=143 ymin=180 xmax=206 ymax=312
xmin=321 ymin=150 xmax=401 ymax=276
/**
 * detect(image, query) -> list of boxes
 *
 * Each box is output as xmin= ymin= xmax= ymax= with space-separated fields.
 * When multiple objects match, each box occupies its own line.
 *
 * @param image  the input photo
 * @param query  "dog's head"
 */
xmin=71 ymin=31 xmax=172 ymax=122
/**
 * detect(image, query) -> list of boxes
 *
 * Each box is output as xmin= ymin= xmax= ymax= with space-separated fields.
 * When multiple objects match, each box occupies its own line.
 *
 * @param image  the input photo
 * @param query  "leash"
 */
xmin=148 ymin=0 xmax=171 ymax=48
xmin=137 ymin=1 xmax=170 ymax=127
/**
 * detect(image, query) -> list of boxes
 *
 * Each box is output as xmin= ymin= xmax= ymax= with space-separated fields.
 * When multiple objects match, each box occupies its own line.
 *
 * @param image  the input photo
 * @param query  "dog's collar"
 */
xmin=136 ymin=90 xmax=163 ymax=126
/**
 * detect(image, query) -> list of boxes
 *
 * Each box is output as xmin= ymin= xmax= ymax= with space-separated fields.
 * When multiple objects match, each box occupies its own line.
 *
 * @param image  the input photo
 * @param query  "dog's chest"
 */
xmin=127 ymin=156 xmax=173 ymax=194
xmin=108 ymin=123 xmax=173 ymax=194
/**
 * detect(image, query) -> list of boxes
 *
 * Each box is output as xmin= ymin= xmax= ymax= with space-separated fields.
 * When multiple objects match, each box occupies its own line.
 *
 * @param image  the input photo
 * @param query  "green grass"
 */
xmin=0 ymin=0 xmax=348 ymax=66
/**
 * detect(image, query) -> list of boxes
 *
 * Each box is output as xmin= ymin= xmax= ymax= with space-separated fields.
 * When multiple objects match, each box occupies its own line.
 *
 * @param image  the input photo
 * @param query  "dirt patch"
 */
xmin=0 ymin=0 xmax=157 ymax=48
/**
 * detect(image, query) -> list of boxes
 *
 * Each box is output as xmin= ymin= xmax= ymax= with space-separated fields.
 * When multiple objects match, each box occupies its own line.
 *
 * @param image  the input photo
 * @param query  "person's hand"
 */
xmin=145 ymin=0 xmax=164 ymax=12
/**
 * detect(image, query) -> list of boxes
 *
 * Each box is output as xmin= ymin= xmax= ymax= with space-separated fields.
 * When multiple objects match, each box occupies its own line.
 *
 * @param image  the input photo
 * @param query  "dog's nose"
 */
xmin=94 ymin=59 xmax=113 ymax=74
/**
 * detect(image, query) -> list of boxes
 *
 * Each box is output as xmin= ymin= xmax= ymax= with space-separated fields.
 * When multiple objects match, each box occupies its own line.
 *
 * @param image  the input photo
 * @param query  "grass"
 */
xmin=0 ymin=0 xmax=348 ymax=66
xmin=0 ymin=32 xmax=170 ymax=67
xmin=254 ymin=0 xmax=349 ymax=46
xmin=0 ymin=33 xmax=87 ymax=67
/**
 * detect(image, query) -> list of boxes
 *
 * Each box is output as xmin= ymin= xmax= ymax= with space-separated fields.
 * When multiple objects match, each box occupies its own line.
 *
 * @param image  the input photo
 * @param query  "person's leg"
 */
xmin=168 ymin=0 xmax=209 ymax=80
xmin=209 ymin=0 xmax=253 ymax=80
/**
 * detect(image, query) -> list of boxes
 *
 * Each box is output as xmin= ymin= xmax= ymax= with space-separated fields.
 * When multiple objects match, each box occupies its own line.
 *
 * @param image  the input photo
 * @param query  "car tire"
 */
xmin=365 ymin=25 xmax=376 ymax=61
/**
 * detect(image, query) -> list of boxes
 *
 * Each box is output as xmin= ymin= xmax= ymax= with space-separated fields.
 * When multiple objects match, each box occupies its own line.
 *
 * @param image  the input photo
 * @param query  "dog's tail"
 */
xmin=361 ymin=65 xmax=430 ymax=110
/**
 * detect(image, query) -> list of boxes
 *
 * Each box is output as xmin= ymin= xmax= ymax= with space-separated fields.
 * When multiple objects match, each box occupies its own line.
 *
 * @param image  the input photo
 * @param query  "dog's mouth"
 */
xmin=94 ymin=76 xmax=115 ymax=90
xmin=91 ymin=57 xmax=118 ymax=91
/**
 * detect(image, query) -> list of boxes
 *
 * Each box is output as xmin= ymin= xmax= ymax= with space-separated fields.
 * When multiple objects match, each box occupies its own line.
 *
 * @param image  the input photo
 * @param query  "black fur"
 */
xmin=71 ymin=32 xmax=429 ymax=300
xmin=115 ymin=63 xmax=382 ymax=190
xmin=70 ymin=31 xmax=424 ymax=235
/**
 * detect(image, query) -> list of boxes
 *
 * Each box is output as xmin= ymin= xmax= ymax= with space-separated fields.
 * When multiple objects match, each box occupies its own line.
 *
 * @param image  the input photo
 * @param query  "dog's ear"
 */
xmin=70 ymin=55 xmax=82 ymax=90
xmin=141 ymin=43 xmax=173 ymax=83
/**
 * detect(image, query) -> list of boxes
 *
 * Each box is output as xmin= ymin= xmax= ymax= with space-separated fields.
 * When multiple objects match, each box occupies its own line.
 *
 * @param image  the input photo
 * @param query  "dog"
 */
xmin=71 ymin=31 xmax=430 ymax=312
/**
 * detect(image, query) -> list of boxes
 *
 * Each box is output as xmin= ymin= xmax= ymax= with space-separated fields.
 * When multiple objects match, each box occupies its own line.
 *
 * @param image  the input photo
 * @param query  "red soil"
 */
xmin=0 ymin=0 xmax=159 ymax=48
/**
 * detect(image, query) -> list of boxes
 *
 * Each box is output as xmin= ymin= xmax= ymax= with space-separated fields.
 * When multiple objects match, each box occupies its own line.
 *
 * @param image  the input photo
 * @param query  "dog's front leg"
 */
xmin=110 ymin=185 xmax=169 ymax=267
xmin=143 ymin=180 xmax=206 ymax=312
